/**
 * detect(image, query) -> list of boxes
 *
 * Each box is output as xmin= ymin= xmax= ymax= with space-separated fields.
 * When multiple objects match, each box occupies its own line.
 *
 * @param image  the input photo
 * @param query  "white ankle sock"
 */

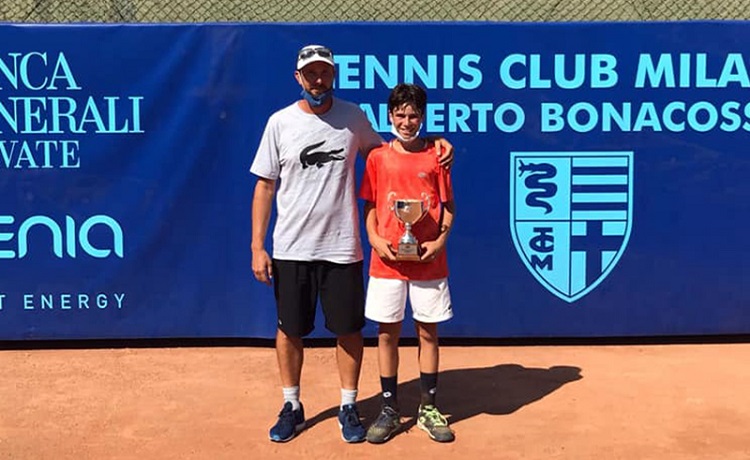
xmin=282 ymin=386 xmax=301 ymax=411
xmin=340 ymin=388 xmax=357 ymax=408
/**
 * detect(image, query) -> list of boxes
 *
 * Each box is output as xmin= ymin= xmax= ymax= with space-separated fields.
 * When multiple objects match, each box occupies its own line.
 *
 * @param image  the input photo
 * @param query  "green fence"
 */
xmin=1 ymin=0 xmax=748 ymax=22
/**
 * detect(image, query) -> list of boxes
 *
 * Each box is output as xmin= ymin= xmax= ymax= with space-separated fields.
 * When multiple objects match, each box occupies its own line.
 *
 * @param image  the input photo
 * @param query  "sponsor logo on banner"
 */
xmin=0 ymin=51 xmax=145 ymax=170
xmin=0 ymin=213 xmax=127 ymax=312
xmin=510 ymin=151 xmax=633 ymax=302
xmin=0 ymin=214 xmax=124 ymax=259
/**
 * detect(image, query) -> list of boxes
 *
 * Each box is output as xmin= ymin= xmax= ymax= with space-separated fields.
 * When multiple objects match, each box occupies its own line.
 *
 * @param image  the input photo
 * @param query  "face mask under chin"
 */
xmin=300 ymin=88 xmax=333 ymax=107
xmin=390 ymin=123 xmax=423 ymax=143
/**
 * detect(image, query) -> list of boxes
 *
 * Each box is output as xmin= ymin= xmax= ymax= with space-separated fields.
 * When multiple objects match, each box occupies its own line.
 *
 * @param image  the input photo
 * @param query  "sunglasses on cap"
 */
xmin=298 ymin=47 xmax=333 ymax=60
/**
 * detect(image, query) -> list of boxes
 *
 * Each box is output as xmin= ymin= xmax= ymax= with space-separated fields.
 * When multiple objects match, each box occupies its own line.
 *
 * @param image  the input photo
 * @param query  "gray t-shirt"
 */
xmin=250 ymin=98 xmax=383 ymax=263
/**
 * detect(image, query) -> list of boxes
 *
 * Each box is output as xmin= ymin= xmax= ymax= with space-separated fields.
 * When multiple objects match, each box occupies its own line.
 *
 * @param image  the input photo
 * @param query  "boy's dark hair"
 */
xmin=388 ymin=83 xmax=427 ymax=115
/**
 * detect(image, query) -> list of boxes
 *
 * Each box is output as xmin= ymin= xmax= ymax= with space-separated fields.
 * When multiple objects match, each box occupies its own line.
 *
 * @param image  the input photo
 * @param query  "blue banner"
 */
xmin=1 ymin=22 xmax=749 ymax=339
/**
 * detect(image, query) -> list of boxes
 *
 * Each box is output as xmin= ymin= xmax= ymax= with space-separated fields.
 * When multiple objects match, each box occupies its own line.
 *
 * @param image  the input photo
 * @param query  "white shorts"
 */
xmin=365 ymin=277 xmax=453 ymax=324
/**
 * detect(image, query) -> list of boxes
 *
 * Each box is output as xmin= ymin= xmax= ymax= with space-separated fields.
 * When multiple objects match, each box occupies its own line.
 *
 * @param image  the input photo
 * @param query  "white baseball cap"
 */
xmin=296 ymin=45 xmax=334 ymax=70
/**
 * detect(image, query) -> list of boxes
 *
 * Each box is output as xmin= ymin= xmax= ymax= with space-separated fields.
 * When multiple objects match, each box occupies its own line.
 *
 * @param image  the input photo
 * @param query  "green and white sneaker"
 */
xmin=417 ymin=405 xmax=455 ymax=443
xmin=366 ymin=405 xmax=401 ymax=444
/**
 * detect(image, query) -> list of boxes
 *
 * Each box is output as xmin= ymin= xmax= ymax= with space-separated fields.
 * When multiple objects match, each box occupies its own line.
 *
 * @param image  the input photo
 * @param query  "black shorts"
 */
xmin=272 ymin=259 xmax=365 ymax=337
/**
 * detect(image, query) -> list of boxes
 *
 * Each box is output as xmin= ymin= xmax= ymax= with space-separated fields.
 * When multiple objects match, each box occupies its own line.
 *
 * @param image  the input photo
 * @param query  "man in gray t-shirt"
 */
xmin=250 ymin=44 xmax=452 ymax=444
xmin=251 ymin=90 xmax=382 ymax=264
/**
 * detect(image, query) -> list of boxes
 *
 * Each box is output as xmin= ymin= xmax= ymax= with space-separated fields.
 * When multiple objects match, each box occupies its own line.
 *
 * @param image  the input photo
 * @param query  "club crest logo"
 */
xmin=510 ymin=151 xmax=634 ymax=303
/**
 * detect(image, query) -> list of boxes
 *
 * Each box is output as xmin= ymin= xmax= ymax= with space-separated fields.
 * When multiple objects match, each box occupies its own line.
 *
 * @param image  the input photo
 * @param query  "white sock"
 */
xmin=341 ymin=388 xmax=358 ymax=408
xmin=282 ymin=386 xmax=301 ymax=411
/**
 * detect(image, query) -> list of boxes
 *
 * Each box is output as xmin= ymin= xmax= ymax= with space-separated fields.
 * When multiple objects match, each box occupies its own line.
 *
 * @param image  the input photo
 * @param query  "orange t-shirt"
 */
xmin=360 ymin=142 xmax=453 ymax=280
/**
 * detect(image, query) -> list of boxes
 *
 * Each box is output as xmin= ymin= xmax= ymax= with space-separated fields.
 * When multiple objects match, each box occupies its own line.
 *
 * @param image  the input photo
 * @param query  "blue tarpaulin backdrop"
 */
xmin=1 ymin=22 xmax=749 ymax=339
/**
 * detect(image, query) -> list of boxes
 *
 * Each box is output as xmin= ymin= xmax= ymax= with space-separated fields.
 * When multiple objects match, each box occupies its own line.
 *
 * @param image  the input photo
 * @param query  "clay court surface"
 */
xmin=0 ymin=341 xmax=748 ymax=459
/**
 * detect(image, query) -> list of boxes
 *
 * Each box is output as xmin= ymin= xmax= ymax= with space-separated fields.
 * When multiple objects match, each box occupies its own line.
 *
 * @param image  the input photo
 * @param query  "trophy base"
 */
xmin=396 ymin=243 xmax=420 ymax=261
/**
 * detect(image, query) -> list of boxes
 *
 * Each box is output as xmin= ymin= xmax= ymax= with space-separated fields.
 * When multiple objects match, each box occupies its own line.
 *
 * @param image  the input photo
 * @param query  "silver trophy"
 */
xmin=390 ymin=193 xmax=431 ymax=261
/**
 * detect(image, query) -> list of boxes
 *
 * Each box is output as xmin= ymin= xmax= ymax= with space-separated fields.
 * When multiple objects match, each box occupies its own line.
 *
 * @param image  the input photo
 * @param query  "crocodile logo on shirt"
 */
xmin=300 ymin=140 xmax=345 ymax=169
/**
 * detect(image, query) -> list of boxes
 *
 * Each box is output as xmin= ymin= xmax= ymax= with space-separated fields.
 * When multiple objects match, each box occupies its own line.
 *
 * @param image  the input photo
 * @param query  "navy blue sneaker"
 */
xmin=269 ymin=402 xmax=305 ymax=442
xmin=337 ymin=403 xmax=366 ymax=443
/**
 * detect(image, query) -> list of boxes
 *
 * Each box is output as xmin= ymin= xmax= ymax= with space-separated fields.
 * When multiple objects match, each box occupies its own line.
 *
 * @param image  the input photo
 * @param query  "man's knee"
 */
xmin=336 ymin=331 xmax=364 ymax=350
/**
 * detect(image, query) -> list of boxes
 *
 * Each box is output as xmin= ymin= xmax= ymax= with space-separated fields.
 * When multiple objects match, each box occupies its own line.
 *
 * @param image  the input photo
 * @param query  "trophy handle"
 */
xmin=421 ymin=192 xmax=432 ymax=211
xmin=387 ymin=191 xmax=398 ymax=211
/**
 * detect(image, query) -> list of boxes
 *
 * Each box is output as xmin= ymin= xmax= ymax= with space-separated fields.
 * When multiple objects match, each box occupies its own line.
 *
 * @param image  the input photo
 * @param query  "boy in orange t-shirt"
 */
xmin=360 ymin=83 xmax=456 ymax=444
